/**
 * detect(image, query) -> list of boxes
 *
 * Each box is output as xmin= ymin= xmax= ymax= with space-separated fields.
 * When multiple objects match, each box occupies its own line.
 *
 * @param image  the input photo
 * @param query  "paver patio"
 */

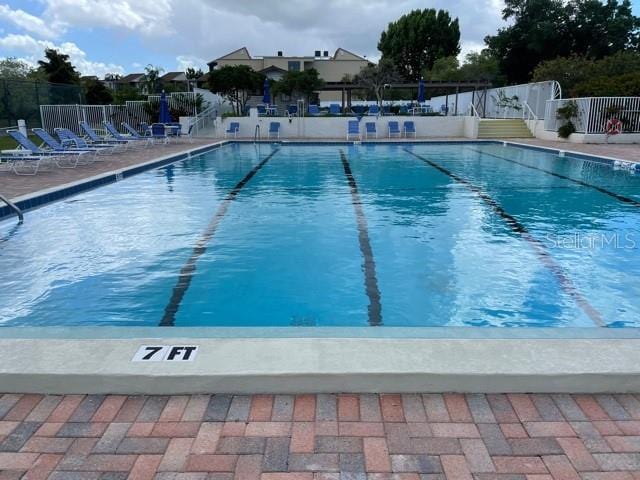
xmin=0 ymin=393 xmax=639 ymax=478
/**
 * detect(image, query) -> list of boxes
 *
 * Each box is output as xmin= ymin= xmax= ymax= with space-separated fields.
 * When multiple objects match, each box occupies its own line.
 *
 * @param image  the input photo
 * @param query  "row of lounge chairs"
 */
xmin=0 ymin=121 xmax=193 ymax=175
xmin=350 ymin=120 xmax=416 ymax=139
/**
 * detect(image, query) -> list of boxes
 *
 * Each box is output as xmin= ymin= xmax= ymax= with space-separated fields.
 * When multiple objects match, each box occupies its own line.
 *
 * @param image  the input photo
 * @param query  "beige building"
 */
xmin=208 ymin=47 xmax=370 ymax=102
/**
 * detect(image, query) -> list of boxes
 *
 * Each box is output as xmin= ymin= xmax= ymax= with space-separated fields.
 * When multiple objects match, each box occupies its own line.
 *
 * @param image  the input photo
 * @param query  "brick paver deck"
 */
xmin=1 ymin=393 xmax=639 ymax=478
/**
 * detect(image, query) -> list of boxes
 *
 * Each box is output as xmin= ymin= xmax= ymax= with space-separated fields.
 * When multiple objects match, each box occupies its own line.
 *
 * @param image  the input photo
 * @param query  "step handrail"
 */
xmin=254 ymin=124 xmax=261 ymax=143
xmin=522 ymin=102 xmax=538 ymax=122
xmin=468 ymin=103 xmax=481 ymax=119
xmin=0 ymin=193 xmax=23 ymax=223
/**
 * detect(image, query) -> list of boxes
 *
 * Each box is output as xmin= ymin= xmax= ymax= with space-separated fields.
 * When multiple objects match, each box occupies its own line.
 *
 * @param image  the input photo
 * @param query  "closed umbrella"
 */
xmin=158 ymin=91 xmax=172 ymax=123
xmin=417 ymin=78 xmax=425 ymax=104
xmin=262 ymin=78 xmax=271 ymax=104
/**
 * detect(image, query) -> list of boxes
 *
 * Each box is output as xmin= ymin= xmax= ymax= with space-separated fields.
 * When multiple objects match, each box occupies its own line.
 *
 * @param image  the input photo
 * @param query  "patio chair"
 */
xmin=268 ymin=122 xmax=280 ymax=139
xmin=32 ymin=128 xmax=99 ymax=161
xmin=364 ymin=122 xmax=377 ymax=139
xmin=80 ymin=121 xmax=129 ymax=147
xmin=257 ymin=105 xmax=267 ymax=116
xmin=404 ymin=121 xmax=416 ymax=138
xmin=329 ymin=104 xmax=341 ymax=115
xmin=399 ymin=105 xmax=408 ymax=115
xmin=383 ymin=105 xmax=393 ymax=116
xmin=55 ymin=128 xmax=118 ymax=154
xmin=122 ymin=122 xmax=154 ymax=146
xmin=0 ymin=151 xmax=50 ymax=175
xmin=388 ymin=121 xmax=401 ymax=138
xmin=367 ymin=104 xmax=380 ymax=116
xmin=224 ymin=122 xmax=240 ymax=138
xmin=287 ymin=105 xmax=298 ymax=116
xmin=347 ymin=120 xmax=360 ymax=140
xmin=308 ymin=104 xmax=321 ymax=116
xmin=104 ymin=121 xmax=147 ymax=147
xmin=150 ymin=124 xmax=170 ymax=145
xmin=8 ymin=130 xmax=84 ymax=168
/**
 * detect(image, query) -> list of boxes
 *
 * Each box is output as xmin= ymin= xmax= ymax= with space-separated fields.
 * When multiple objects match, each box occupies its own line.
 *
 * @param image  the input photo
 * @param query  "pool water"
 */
xmin=1 ymin=142 xmax=639 ymax=328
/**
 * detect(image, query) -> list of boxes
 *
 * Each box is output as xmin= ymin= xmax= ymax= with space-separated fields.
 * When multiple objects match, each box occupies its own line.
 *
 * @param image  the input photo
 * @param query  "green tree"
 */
xmin=532 ymin=55 xmax=597 ymax=93
xmin=37 ymin=49 xmax=80 ymax=84
xmin=185 ymin=67 xmax=203 ymax=80
xmin=208 ymin=65 xmax=264 ymax=115
xmin=458 ymin=51 xmax=504 ymax=84
xmin=272 ymin=68 xmax=325 ymax=106
xmin=112 ymin=85 xmax=145 ymax=104
xmin=378 ymin=9 xmax=460 ymax=81
xmin=424 ymin=56 xmax=461 ymax=81
xmin=0 ymin=57 xmax=38 ymax=79
xmin=83 ymin=78 xmax=114 ymax=104
xmin=142 ymin=64 xmax=164 ymax=94
xmin=354 ymin=59 xmax=401 ymax=107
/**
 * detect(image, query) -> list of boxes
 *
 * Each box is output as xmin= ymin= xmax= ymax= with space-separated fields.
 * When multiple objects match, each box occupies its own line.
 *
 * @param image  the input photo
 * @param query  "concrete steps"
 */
xmin=477 ymin=119 xmax=533 ymax=138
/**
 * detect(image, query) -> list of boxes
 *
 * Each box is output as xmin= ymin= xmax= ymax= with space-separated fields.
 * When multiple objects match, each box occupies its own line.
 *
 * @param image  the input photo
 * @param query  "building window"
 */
xmin=288 ymin=61 xmax=300 ymax=72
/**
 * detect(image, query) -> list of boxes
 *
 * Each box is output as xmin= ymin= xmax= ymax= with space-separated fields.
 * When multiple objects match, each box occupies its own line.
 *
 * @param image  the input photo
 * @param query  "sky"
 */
xmin=0 ymin=0 xmax=639 ymax=77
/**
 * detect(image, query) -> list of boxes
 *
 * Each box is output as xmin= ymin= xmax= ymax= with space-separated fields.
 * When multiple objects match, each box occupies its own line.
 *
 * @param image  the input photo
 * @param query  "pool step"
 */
xmin=477 ymin=119 xmax=533 ymax=138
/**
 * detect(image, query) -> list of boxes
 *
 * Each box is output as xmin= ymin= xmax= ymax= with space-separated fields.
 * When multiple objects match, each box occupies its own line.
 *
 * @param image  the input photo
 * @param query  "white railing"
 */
xmin=468 ymin=103 xmax=480 ymax=118
xmin=192 ymin=105 xmax=217 ymax=136
xmin=40 ymin=92 xmax=199 ymax=133
xmin=522 ymin=102 xmax=538 ymax=122
xmin=544 ymin=97 xmax=640 ymax=134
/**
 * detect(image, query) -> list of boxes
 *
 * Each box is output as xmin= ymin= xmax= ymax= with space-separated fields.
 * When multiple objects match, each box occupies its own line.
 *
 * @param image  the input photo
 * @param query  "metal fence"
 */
xmin=40 ymin=92 xmax=201 ymax=134
xmin=0 ymin=79 xmax=84 ymax=128
xmin=430 ymin=81 xmax=561 ymax=119
xmin=544 ymin=97 xmax=640 ymax=134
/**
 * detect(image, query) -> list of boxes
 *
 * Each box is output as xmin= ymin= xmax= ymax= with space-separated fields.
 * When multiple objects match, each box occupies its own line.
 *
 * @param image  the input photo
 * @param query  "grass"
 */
xmin=0 ymin=135 xmax=39 ymax=150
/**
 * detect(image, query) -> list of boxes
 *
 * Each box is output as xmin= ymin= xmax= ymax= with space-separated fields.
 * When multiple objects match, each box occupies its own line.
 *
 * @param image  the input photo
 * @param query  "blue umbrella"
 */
xmin=158 ymin=91 xmax=172 ymax=123
xmin=417 ymin=78 xmax=425 ymax=103
xmin=262 ymin=78 xmax=271 ymax=104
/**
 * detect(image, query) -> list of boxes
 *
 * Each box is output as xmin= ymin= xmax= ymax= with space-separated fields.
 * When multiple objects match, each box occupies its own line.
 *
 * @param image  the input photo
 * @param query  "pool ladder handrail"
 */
xmin=254 ymin=124 xmax=261 ymax=143
xmin=0 ymin=192 xmax=23 ymax=223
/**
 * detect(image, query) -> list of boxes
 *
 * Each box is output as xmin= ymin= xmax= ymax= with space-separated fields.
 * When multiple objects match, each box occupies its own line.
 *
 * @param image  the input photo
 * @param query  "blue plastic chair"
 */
xmin=399 ymin=105 xmax=408 ymax=115
xmin=55 ymin=128 xmax=115 ymax=153
xmin=225 ymin=122 xmax=240 ymax=138
xmin=287 ymin=105 xmax=298 ymax=116
xmin=268 ymin=122 xmax=280 ymax=139
xmin=308 ymin=104 xmax=321 ymax=116
xmin=367 ymin=104 xmax=380 ymax=116
xmin=329 ymin=104 xmax=341 ymax=115
xmin=32 ymin=128 xmax=97 ymax=156
xmin=8 ymin=129 xmax=84 ymax=168
xmin=347 ymin=120 xmax=360 ymax=140
xmin=257 ymin=105 xmax=267 ymax=116
xmin=404 ymin=121 xmax=416 ymax=138
xmin=364 ymin=122 xmax=377 ymax=139
xmin=388 ymin=121 xmax=401 ymax=138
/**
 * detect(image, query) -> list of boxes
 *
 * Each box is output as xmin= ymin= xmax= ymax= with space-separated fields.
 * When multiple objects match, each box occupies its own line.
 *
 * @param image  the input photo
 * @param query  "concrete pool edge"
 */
xmin=2 ymin=337 xmax=640 ymax=394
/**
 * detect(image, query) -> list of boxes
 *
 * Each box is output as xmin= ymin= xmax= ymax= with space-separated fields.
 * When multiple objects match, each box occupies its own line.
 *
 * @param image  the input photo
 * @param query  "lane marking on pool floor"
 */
xmin=403 ymin=148 xmax=605 ymax=328
xmin=339 ymin=150 xmax=382 ymax=326
xmin=160 ymin=148 xmax=280 ymax=327
xmin=468 ymin=147 xmax=640 ymax=207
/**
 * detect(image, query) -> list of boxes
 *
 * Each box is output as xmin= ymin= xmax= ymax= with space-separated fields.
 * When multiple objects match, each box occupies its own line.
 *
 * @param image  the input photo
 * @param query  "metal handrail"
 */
xmin=522 ymin=102 xmax=538 ymax=121
xmin=254 ymin=124 xmax=261 ymax=143
xmin=468 ymin=103 xmax=481 ymax=118
xmin=0 ymin=193 xmax=23 ymax=223
xmin=192 ymin=105 xmax=217 ymax=136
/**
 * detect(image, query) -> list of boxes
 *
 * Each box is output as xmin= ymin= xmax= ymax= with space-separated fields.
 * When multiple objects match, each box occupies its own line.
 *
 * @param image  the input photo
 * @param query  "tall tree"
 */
xmin=354 ymin=59 xmax=400 ymax=107
xmin=208 ymin=65 xmax=264 ymax=115
xmin=0 ymin=57 xmax=37 ymax=80
xmin=272 ymin=68 xmax=325 ymax=105
xmin=142 ymin=64 xmax=164 ymax=94
xmin=83 ymin=78 xmax=113 ymax=104
xmin=37 ymin=49 xmax=80 ymax=84
xmin=378 ymin=9 xmax=460 ymax=81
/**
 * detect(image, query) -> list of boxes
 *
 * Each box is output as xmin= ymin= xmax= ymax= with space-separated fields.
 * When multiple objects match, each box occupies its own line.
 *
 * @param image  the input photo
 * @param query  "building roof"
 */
xmin=208 ymin=47 xmax=369 ymax=66
xmin=118 ymin=73 xmax=145 ymax=83
xmin=161 ymin=71 xmax=188 ymax=82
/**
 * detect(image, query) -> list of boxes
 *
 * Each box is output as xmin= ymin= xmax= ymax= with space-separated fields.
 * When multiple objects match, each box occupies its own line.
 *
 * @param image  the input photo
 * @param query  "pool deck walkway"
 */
xmin=1 ymin=393 xmax=640 ymax=479
xmin=1 ymin=138 xmax=638 ymax=202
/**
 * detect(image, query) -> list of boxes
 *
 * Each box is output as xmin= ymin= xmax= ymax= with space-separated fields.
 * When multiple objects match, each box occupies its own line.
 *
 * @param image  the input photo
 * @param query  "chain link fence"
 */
xmin=0 ymin=79 xmax=84 ymax=129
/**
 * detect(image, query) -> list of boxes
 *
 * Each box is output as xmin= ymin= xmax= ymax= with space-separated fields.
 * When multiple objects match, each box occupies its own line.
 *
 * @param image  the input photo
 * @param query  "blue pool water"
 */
xmin=1 ymin=142 xmax=639 ymax=329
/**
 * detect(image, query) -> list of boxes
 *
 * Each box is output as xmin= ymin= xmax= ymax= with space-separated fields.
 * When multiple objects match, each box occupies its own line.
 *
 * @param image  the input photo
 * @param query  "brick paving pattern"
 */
xmin=0 ymin=394 xmax=639 ymax=478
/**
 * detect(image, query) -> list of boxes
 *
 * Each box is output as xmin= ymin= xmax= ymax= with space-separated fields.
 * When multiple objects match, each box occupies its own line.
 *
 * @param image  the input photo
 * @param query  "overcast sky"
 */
xmin=1 ymin=0 xmax=639 ymax=77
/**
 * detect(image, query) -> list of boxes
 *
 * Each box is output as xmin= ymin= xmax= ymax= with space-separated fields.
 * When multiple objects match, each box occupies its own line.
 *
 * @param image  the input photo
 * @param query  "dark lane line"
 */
xmin=468 ymin=147 xmax=640 ymax=207
xmin=160 ymin=149 xmax=280 ymax=326
xmin=339 ymin=150 xmax=382 ymax=326
xmin=403 ymin=148 xmax=605 ymax=327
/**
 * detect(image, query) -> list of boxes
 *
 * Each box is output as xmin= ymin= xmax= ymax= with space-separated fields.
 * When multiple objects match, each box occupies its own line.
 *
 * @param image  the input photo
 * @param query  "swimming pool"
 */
xmin=1 ymin=142 xmax=639 ymax=329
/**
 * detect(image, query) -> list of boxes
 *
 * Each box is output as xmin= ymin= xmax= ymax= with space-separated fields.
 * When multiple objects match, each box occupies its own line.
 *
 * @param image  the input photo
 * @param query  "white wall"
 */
xmin=218 ymin=115 xmax=466 ymax=139
xmin=533 ymin=119 xmax=640 ymax=144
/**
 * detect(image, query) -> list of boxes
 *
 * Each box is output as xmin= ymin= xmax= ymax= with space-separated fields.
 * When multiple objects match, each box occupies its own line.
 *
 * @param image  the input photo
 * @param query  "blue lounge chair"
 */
xmin=404 ymin=121 xmax=416 ymax=138
xmin=7 ymin=130 xmax=83 ymax=168
xmin=104 ymin=121 xmax=147 ymax=147
xmin=347 ymin=120 xmax=360 ymax=140
xmin=80 ymin=121 xmax=129 ymax=146
xmin=55 ymin=128 xmax=118 ymax=154
xmin=329 ymin=104 xmax=341 ymax=115
xmin=268 ymin=122 xmax=280 ymax=139
xmin=308 ymin=105 xmax=321 ymax=116
xmin=364 ymin=122 xmax=377 ymax=139
xmin=367 ymin=104 xmax=380 ymax=116
xmin=225 ymin=122 xmax=239 ymax=138
xmin=287 ymin=105 xmax=298 ymax=116
xmin=0 ymin=148 xmax=50 ymax=175
xmin=257 ymin=105 xmax=267 ymax=116
xmin=399 ymin=105 xmax=408 ymax=115
xmin=388 ymin=121 xmax=401 ymax=138
xmin=32 ymin=128 xmax=99 ymax=161
xmin=383 ymin=105 xmax=393 ymax=116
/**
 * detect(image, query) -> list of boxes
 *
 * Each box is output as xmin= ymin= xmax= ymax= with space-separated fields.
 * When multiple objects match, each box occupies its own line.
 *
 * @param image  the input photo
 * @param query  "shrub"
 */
xmin=558 ymin=121 xmax=576 ymax=138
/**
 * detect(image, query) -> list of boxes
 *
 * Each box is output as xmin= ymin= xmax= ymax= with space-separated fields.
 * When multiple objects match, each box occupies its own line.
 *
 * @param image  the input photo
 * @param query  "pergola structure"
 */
xmin=320 ymin=80 xmax=492 ymax=115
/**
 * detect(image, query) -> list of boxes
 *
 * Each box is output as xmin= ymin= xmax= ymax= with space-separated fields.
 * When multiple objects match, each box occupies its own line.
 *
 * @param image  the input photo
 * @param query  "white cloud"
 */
xmin=42 ymin=0 xmax=173 ymax=36
xmin=0 ymin=33 xmax=124 ymax=77
xmin=0 ymin=4 xmax=62 ymax=39
xmin=176 ymin=55 xmax=206 ymax=72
